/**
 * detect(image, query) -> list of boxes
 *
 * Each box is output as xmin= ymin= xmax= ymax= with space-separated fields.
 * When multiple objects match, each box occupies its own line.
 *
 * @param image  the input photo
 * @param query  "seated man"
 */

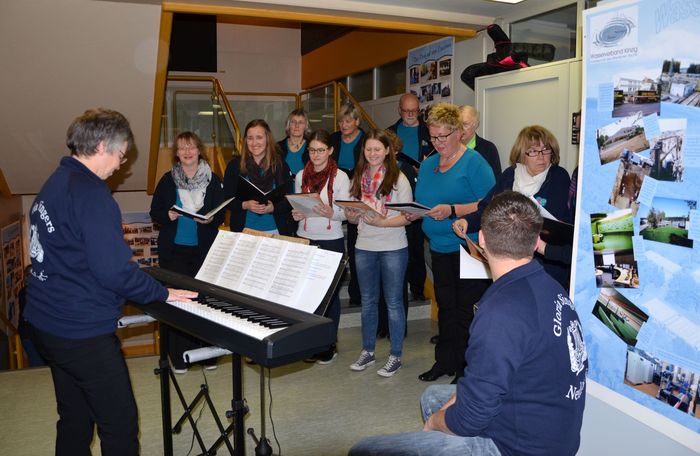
xmin=349 ymin=191 xmax=588 ymax=456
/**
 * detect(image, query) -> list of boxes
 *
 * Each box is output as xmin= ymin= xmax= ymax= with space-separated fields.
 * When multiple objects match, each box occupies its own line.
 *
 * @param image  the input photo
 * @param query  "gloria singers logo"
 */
xmin=593 ymin=15 xmax=635 ymax=47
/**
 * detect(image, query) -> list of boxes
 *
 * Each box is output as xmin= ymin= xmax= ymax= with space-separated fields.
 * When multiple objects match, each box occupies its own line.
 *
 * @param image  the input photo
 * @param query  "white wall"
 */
xmin=0 ymin=0 xmax=162 ymax=194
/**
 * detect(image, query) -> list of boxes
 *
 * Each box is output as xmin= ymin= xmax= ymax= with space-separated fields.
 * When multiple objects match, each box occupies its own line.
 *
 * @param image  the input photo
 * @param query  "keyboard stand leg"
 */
xmin=226 ymin=354 xmax=248 ymax=456
xmin=155 ymin=324 xmax=174 ymax=456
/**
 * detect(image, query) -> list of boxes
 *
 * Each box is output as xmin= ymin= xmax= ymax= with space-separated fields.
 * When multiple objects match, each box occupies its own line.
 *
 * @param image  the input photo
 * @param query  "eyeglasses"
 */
xmin=177 ymin=144 xmax=198 ymax=152
xmin=308 ymin=147 xmax=328 ymax=155
xmin=117 ymin=149 xmax=127 ymax=164
xmin=429 ymin=129 xmax=457 ymax=143
xmin=524 ymin=147 xmax=552 ymax=157
xmin=462 ymin=122 xmax=475 ymax=130
xmin=289 ymin=120 xmax=306 ymax=126
xmin=400 ymin=108 xmax=419 ymax=115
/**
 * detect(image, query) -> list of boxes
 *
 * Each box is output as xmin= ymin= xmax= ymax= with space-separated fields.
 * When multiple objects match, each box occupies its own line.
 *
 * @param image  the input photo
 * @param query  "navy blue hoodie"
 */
xmin=25 ymin=157 xmax=168 ymax=339
xmin=445 ymin=260 xmax=587 ymax=456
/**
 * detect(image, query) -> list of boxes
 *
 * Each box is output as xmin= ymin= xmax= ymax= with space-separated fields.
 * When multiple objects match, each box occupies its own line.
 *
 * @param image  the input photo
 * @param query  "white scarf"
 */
xmin=512 ymin=163 xmax=549 ymax=197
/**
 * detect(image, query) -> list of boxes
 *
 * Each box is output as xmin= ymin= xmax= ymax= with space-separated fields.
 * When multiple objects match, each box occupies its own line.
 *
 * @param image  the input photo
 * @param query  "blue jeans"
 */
xmin=349 ymin=385 xmax=501 ymax=456
xmin=355 ymin=248 xmax=408 ymax=357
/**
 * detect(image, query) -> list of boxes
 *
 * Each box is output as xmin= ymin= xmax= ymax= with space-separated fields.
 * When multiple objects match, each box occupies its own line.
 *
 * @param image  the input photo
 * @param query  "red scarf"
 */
xmin=301 ymin=159 xmax=338 ymax=230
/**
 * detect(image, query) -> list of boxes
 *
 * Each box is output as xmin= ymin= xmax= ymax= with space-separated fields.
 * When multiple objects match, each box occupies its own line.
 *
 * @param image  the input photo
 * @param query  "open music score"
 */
xmin=195 ymin=231 xmax=343 ymax=314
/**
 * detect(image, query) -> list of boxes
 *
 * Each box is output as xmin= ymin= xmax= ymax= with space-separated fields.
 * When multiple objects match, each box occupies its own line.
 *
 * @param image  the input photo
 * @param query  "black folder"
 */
xmin=236 ymin=175 xmax=288 ymax=204
xmin=540 ymin=217 xmax=574 ymax=246
xmin=397 ymin=152 xmax=421 ymax=168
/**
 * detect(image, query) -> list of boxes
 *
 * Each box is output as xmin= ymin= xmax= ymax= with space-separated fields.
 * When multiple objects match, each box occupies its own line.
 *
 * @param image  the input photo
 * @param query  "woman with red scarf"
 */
xmin=345 ymin=129 xmax=413 ymax=378
xmin=291 ymin=129 xmax=350 ymax=363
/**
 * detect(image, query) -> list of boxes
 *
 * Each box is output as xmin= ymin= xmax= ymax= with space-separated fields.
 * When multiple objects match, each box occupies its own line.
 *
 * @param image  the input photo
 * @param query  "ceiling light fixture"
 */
xmin=488 ymin=0 xmax=525 ymax=4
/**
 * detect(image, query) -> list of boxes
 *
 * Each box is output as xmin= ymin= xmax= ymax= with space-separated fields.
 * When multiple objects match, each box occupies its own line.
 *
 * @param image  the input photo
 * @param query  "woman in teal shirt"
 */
xmin=408 ymin=103 xmax=495 ymax=383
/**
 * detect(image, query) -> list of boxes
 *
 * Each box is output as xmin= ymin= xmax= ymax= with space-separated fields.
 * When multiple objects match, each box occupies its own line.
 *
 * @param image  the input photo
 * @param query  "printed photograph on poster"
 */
xmin=612 ymin=75 xmax=661 ymax=118
xmin=438 ymin=58 xmax=452 ymax=77
xmin=1 ymin=221 xmax=23 ymax=327
xmin=592 ymin=287 xmax=649 ymax=346
xmin=608 ymin=149 xmax=652 ymax=214
xmin=640 ymin=196 xmax=696 ymax=249
xmin=597 ymin=111 xmax=650 ymax=164
xmin=658 ymin=58 xmax=700 ymax=108
xmin=122 ymin=212 xmax=159 ymax=268
xmin=646 ymin=118 xmax=687 ymax=182
xmin=591 ymin=209 xmax=639 ymax=289
xmin=624 ymin=347 xmax=699 ymax=420
xmin=441 ymin=84 xmax=451 ymax=97
xmin=409 ymin=67 xmax=419 ymax=85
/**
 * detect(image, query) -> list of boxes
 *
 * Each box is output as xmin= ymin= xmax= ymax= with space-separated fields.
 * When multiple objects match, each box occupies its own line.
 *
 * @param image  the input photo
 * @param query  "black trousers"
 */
xmin=346 ymin=222 xmax=361 ymax=304
xmin=160 ymin=245 xmax=211 ymax=369
xmin=430 ymin=250 xmax=491 ymax=375
xmin=405 ymin=219 xmax=426 ymax=295
xmin=29 ymin=324 xmax=139 ymax=456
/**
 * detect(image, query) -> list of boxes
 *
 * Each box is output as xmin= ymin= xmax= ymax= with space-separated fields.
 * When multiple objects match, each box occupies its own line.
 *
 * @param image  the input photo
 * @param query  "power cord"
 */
xmin=267 ymin=367 xmax=282 ymax=455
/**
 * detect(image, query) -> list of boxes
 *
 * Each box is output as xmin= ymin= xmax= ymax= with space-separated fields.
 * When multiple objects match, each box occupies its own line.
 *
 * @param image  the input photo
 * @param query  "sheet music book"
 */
xmin=236 ymin=175 xmax=288 ymax=204
xmin=528 ymin=196 xmax=574 ymax=245
xmin=397 ymin=152 xmax=421 ymax=168
xmin=334 ymin=199 xmax=384 ymax=216
xmin=195 ymin=231 xmax=342 ymax=314
xmin=459 ymin=244 xmax=491 ymax=279
xmin=170 ymin=197 xmax=234 ymax=221
xmin=285 ymin=192 xmax=325 ymax=218
xmin=385 ymin=201 xmax=431 ymax=216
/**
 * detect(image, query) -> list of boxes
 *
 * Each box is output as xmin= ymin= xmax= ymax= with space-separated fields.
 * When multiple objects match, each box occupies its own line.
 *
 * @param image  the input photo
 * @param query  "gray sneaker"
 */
xmin=349 ymin=350 xmax=375 ymax=371
xmin=377 ymin=355 xmax=402 ymax=377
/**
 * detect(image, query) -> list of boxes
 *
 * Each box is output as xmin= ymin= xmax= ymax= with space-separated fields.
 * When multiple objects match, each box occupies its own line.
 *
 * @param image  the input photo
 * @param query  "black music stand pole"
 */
xmin=156 ymin=324 xmax=174 ymax=456
xmin=228 ymin=353 xmax=247 ymax=456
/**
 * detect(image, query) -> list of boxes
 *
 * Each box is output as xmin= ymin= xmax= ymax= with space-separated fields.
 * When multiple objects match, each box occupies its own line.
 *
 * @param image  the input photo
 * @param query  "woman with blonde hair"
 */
xmin=277 ymin=108 xmax=311 ymax=177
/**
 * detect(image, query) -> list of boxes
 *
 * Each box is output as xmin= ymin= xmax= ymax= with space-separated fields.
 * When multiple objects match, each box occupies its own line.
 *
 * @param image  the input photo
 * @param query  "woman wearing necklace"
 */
xmin=291 ymin=129 xmax=350 ymax=364
xmin=406 ymin=103 xmax=495 ymax=383
xmin=277 ymin=108 xmax=310 ymax=177
xmin=150 ymin=131 xmax=225 ymax=373
xmin=345 ymin=129 xmax=412 ymax=378
xmin=453 ymin=125 xmax=571 ymax=289
xmin=224 ymin=119 xmax=294 ymax=236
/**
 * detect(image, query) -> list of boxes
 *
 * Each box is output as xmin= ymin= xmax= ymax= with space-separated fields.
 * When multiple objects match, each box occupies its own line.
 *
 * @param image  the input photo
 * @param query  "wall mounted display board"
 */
xmin=574 ymin=0 xmax=700 ymax=444
xmin=407 ymin=36 xmax=454 ymax=118
xmin=1 ymin=221 xmax=23 ymax=330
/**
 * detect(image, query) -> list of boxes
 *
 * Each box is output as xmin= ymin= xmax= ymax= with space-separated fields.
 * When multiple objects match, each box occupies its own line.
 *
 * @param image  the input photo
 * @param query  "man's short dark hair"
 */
xmin=481 ymin=191 xmax=543 ymax=260
xmin=66 ymin=108 xmax=134 ymax=157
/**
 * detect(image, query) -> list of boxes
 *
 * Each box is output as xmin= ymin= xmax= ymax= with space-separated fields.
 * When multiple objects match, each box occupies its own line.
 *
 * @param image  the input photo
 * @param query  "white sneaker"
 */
xmin=349 ymin=350 xmax=375 ymax=371
xmin=377 ymin=355 xmax=402 ymax=377
xmin=172 ymin=366 xmax=188 ymax=375
xmin=204 ymin=364 xmax=217 ymax=371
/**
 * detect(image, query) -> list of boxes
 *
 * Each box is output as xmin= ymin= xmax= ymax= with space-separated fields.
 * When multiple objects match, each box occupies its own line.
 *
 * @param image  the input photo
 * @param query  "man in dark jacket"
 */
xmin=460 ymin=105 xmax=501 ymax=181
xmin=350 ymin=191 xmax=588 ymax=456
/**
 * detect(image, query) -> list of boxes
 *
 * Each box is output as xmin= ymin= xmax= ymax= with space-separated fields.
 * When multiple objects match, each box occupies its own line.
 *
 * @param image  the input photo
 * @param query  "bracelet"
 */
xmin=449 ymin=204 xmax=457 ymax=219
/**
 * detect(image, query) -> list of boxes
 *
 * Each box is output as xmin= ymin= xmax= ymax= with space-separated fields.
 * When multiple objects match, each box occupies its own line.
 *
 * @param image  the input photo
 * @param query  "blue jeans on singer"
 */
xmin=348 ymin=384 xmax=501 ymax=456
xmin=355 ymin=247 xmax=408 ymax=357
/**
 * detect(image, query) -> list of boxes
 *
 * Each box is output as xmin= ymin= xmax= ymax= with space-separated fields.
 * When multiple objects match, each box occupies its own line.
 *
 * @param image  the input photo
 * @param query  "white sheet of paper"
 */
xmin=459 ymin=244 xmax=491 ymax=279
xmin=529 ymin=195 xmax=558 ymax=221
xmin=295 ymin=249 xmax=344 ymax=314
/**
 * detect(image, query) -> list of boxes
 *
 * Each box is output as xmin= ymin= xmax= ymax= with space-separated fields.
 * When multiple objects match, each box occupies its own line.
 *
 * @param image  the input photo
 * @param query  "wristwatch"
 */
xmin=449 ymin=205 xmax=457 ymax=219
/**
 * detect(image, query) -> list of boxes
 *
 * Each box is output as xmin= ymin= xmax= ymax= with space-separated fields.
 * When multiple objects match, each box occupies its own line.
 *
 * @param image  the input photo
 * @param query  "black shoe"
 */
xmin=418 ymin=364 xmax=454 ymax=382
xmin=348 ymin=300 xmax=361 ymax=307
xmin=450 ymin=375 xmax=460 ymax=384
xmin=411 ymin=291 xmax=427 ymax=301
xmin=429 ymin=334 xmax=439 ymax=344
xmin=376 ymin=329 xmax=388 ymax=338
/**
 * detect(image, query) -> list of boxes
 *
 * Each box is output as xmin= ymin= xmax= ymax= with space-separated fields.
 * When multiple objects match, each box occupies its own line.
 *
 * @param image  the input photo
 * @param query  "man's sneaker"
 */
xmin=349 ymin=350 xmax=375 ymax=371
xmin=172 ymin=366 xmax=188 ymax=375
xmin=377 ymin=355 xmax=402 ymax=377
xmin=203 ymin=363 xmax=218 ymax=371
xmin=316 ymin=345 xmax=338 ymax=365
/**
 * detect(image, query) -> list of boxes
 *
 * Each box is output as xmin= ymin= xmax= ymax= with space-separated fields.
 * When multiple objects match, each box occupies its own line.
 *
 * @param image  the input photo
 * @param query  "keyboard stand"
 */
xmin=155 ymin=325 xmax=248 ymax=456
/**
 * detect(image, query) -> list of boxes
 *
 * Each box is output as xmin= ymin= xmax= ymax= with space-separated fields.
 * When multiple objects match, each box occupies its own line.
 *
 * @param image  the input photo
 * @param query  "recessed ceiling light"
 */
xmin=488 ymin=0 xmax=525 ymax=4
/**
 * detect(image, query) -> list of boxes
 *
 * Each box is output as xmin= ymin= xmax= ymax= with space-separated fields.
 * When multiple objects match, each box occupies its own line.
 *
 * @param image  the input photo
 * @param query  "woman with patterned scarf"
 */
xmin=291 ymin=129 xmax=350 ymax=364
xmin=223 ymin=119 xmax=294 ymax=235
xmin=150 ymin=131 xmax=225 ymax=373
xmin=344 ymin=129 xmax=413 ymax=378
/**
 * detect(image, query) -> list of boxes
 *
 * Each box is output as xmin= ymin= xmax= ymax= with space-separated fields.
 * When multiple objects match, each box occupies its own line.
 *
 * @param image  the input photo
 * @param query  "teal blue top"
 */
xmin=284 ymin=140 xmax=306 ymax=176
xmin=397 ymin=123 xmax=419 ymax=162
xmin=338 ymin=134 xmax=361 ymax=171
xmin=416 ymin=149 xmax=495 ymax=252
xmin=245 ymin=212 xmax=276 ymax=232
xmin=174 ymin=192 xmax=198 ymax=246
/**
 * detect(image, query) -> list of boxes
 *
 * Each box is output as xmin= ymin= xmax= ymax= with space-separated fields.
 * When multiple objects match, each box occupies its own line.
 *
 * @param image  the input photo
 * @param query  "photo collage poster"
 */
xmin=1 ymin=221 xmax=23 ymax=330
xmin=406 ymin=36 xmax=454 ymax=121
xmin=122 ymin=212 xmax=159 ymax=269
xmin=575 ymin=0 xmax=700 ymax=435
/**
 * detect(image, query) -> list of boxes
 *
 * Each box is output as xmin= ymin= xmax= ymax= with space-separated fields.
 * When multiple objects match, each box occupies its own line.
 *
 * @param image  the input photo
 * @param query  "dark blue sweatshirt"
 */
xmin=25 ymin=157 xmax=168 ymax=339
xmin=445 ymin=260 xmax=588 ymax=456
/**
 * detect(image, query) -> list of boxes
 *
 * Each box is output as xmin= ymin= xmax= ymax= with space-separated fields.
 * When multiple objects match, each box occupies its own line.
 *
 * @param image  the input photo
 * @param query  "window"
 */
xmin=348 ymin=69 xmax=373 ymax=102
xmin=377 ymin=59 xmax=406 ymax=98
xmin=510 ymin=3 xmax=578 ymax=65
